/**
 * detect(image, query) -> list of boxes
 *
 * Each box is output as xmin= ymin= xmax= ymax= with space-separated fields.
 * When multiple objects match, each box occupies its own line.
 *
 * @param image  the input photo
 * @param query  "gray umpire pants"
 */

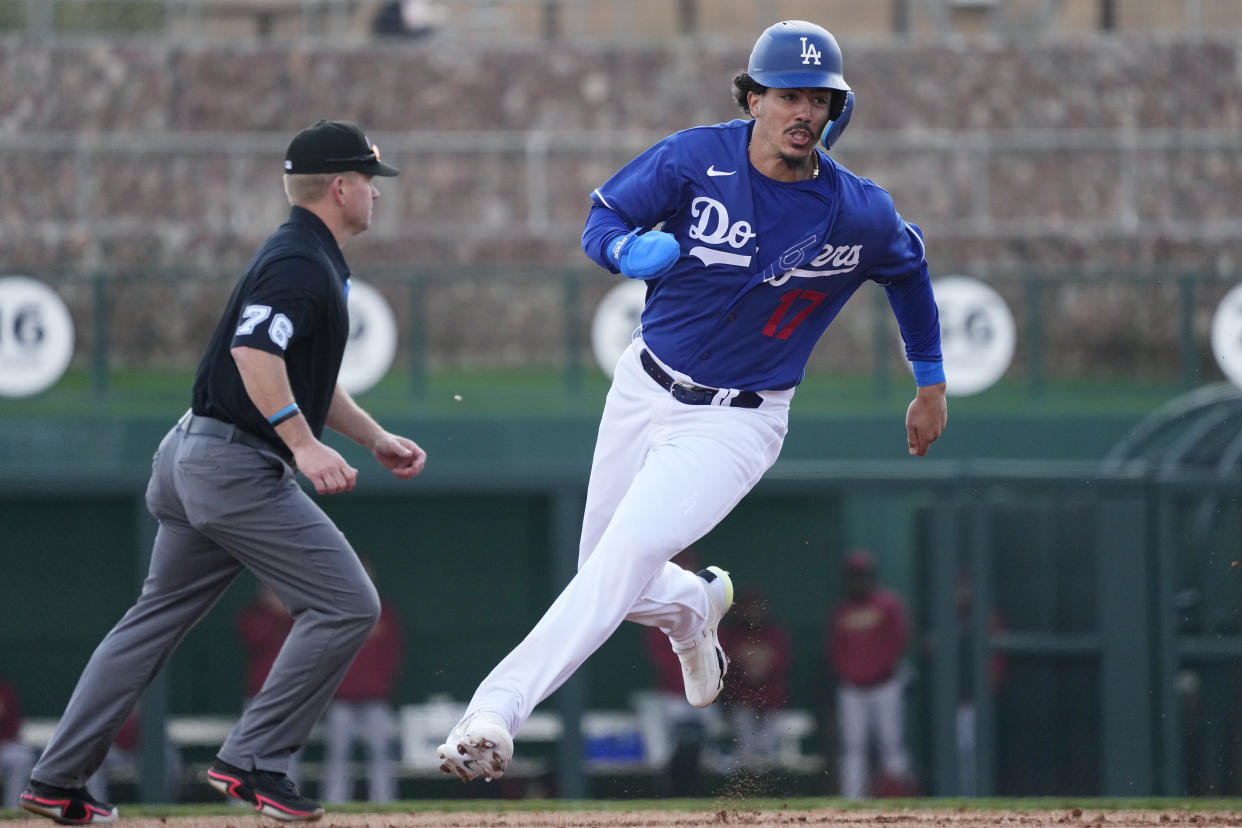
xmin=33 ymin=420 xmax=380 ymax=788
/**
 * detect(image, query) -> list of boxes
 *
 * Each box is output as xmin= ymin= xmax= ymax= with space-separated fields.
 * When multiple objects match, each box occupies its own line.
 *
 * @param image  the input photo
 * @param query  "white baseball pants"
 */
xmin=464 ymin=338 xmax=792 ymax=733
xmin=837 ymin=670 xmax=911 ymax=798
xmin=320 ymin=700 xmax=396 ymax=803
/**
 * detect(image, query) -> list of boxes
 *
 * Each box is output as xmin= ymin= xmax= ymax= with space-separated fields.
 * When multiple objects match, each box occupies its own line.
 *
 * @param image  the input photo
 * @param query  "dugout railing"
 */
xmin=1 ymin=458 xmax=1239 ymax=799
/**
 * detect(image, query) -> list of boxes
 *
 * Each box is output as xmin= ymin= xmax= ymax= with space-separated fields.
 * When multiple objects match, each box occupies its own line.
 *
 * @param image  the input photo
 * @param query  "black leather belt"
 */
xmin=639 ymin=349 xmax=763 ymax=409
xmin=178 ymin=410 xmax=288 ymax=460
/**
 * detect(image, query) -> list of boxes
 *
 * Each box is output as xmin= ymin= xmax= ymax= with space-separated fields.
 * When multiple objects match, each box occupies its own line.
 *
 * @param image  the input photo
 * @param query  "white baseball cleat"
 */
xmin=674 ymin=565 xmax=734 ymax=708
xmin=437 ymin=710 xmax=514 ymax=782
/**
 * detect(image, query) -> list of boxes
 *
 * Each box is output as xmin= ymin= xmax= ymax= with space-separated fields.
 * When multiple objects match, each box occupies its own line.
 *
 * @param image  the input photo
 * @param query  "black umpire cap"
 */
xmin=284 ymin=120 xmax=400 ymax=177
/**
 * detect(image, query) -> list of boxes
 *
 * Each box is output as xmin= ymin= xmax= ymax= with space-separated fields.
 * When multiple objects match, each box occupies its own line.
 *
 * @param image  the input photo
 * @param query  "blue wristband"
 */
xmin=606 ymin=230 xmax=635 ymax=269
xmin=912 ymin=361 xmax=946 ymax=387
xmin=267 ymin=403 xmax=299 ymax=426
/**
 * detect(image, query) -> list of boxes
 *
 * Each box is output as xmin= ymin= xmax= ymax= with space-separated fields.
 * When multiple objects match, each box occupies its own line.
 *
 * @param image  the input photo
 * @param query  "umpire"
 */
xmin=21 ymin=120 xmax=426 ymax=825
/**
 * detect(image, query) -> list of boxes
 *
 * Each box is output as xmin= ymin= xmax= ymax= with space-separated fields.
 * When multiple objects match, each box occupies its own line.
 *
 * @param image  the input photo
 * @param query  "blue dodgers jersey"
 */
xmin=586 ymin=119 xmax=940 ymax=391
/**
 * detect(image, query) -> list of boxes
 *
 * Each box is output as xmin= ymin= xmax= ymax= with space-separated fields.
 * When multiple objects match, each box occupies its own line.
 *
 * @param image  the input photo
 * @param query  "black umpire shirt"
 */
xmin=191 ymin=206 xmax=351 ymax=459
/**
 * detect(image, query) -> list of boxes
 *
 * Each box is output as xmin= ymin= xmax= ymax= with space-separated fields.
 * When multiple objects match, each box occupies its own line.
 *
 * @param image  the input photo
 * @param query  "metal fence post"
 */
xmin=407 ymin=275 xmax=426 ymax=400
xmin=1179 ymin=277 xmax=1197 ymax=389
xmin=1097 ymin=488 xmax=1155 ymax=794
xmin=564 ymin=272 xmax=582 ymax=399
xmin=970 ymin=496 xmax=997 ymax=796
xmin=551 ymin=488 xmax=587 ymax=799
xmin=91 ymin=273 xmax=110 ymax=403
xmin=1024 ymin=278 xmax=1045 ymax=398
xmin=1155 ymin=492 xmax=1184 ymax=794
xmin=929 ymin=496 xmax=961 ymax=795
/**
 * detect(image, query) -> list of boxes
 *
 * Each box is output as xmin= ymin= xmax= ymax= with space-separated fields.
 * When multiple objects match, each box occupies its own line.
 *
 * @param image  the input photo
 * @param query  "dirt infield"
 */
xmin=7 ymin=810 xmax=1242 ymax=828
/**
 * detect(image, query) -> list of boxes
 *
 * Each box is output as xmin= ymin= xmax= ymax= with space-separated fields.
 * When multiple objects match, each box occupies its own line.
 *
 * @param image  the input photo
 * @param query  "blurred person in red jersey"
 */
xmin=319 ymin=567 xmax=404 ymax=804
xmin=827 ymin=550 xmax=914 ymax=798
xmin=719 ymin=588 xmax=792 ymax=768
xmin=238 ymin=583 xmax=295 ymax=704
xmin=1 ymin=679 xmax=36 ymax=809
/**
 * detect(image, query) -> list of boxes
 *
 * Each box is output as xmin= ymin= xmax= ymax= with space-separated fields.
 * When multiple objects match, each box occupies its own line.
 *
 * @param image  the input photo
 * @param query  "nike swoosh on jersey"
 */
xmin=706 ymin=166 xmax=736 ymax=176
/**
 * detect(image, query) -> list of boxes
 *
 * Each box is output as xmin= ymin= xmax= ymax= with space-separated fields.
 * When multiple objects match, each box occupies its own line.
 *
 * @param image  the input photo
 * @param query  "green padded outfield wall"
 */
xmin=0 ymin=409 xmax=1138 ymax=719
xmin=0 ymin=409 xmax=1190 ymax=797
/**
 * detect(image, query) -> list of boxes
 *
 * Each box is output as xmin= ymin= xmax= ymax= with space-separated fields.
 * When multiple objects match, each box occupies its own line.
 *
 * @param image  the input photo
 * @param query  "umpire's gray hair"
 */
xmin=283 ymin=173 xmax=335 ymax=206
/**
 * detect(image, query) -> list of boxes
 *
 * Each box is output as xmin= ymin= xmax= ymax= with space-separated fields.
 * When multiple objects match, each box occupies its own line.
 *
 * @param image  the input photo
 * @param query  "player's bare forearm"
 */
xmin=327 ymin=384 xmax=426 ymax=479
xmin=232 ymin=346 xmax=357 ymax=494
xmin=325 ymin=384 xmax=383 ymax=446
xmin=905 ymin=382 xmax=947 ymax=457
xmin=232 ymin=346 xmax=297 ymax=418
xmin=231 ymin=346 xmax=315 ymax=453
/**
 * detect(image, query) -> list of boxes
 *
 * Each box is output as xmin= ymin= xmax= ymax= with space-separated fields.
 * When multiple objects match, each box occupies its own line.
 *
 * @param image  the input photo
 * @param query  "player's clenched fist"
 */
xmin=374 ymin=433 xmax=426 ymax=480
xmin=293 ymin=441 xmax=359 ymax=494
xmin=607 ymin=229 xmax=680 ymax=279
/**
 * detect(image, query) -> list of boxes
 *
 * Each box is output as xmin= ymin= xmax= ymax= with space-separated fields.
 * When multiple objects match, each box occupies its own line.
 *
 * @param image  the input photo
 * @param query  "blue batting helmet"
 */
xmin=748 ymin=20 xmax=850 ymax=93
xmin=748 ymin=21 xmax=853 ymax=149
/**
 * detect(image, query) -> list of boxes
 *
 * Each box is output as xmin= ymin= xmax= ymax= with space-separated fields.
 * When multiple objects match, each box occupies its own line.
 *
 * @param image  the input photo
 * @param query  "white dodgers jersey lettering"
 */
xmin=766 ymin=242 xmax=864 ymax=286
xmin=687 ymin=196 xmax=755 ymax=268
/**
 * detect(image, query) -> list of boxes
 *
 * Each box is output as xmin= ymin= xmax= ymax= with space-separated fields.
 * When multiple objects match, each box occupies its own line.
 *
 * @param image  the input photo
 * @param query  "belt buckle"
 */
xmin=671 ymin=379 xmax=704 ymax=396
xmin=671 ymin=379 xmax=714 ymax=405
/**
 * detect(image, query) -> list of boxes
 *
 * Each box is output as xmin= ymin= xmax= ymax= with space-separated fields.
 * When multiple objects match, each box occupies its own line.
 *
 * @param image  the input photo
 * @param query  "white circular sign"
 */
xmin=339 ymin=279 xmax=397 ymax=395
xmin=0 ymin=275 xmax=75 ymax=398
xmin=921 ymin=275 xmax=1016 ymax=397
xmin=591 ymin=280 xmax=646 ymax=377
xmin=1210 ymin=282 xmax=1242 ymax=389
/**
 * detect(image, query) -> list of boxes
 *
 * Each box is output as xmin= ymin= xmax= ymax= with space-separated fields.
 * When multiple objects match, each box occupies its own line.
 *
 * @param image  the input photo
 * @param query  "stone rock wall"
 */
xmin=2 ymin=33 xmax=1239 ymax=373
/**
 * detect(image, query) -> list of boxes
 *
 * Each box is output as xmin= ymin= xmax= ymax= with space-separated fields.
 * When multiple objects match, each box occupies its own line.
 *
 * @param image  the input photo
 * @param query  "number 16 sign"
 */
xmin=0 ymin=275 xmax=76 ymax=399
xmin=920 ymin=275 xmax=1016 ymax=397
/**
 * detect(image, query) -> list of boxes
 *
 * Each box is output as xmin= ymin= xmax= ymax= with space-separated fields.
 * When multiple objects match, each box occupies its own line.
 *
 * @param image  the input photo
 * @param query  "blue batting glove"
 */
xmin=607 ymin=229 xmax=680 ymax=279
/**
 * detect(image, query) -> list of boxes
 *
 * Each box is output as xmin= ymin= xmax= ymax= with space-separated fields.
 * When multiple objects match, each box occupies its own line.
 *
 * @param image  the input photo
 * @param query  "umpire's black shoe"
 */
xmin=20 ymin=780 xmax=117 ymax=825
xmin=207 ymin=758 xmax=324 ymax=822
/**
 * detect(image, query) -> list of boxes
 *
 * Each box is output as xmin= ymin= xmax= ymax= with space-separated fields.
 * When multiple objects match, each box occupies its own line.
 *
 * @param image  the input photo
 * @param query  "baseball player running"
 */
xmin=437 ymin=20 xmax=946 ymax=783
xmin=21 ymin=120 xmax=425 ymax=824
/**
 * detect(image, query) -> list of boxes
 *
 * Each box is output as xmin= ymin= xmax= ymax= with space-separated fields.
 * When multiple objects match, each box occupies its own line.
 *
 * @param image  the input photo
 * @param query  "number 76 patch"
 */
xmin=236 ymin=303 xmax=294 ymax=350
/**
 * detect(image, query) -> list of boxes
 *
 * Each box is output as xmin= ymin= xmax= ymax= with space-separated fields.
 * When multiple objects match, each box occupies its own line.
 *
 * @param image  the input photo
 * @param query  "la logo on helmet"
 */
xmin=799 ymin=37 xmax=822 ymax=65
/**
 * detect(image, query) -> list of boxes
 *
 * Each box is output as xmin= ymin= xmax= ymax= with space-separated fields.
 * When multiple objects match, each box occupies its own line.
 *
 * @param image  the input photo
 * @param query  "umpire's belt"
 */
xmin=639 ymin=349 xmax=763 ymax=409
xmin=178 ymin=409 xmax=289 ymax=461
